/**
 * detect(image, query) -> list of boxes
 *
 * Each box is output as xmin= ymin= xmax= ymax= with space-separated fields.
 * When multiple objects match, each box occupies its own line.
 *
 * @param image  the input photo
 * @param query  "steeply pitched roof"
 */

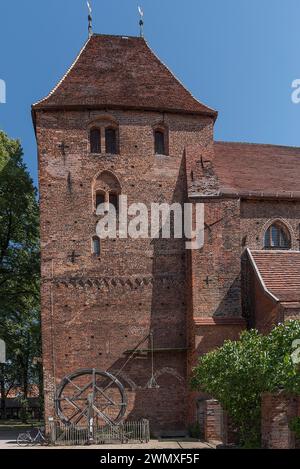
xmin=32 ymin=34 xmax=216 ymax=118
xmin=187 ymin=142 xmax=300 ymax=199
xmin=214 ymin=142 xmax=300 ymax=198
xmin=248 ymin=250 xmax=300 ymax=302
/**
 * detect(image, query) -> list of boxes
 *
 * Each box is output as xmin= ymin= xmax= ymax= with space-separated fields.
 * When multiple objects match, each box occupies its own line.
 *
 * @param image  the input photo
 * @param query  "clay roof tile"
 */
xmin=214 ymin=142 xmax=300 ymax=197
xmin=250 ymin=250 xmax=300 ymax=302
xmin=32 ymin=34 xmax=217 ymax=118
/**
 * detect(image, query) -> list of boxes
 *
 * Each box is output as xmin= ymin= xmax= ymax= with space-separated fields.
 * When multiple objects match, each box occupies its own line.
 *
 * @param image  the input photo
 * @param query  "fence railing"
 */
xmin=49 ymin=420 xmax=150 ymax=446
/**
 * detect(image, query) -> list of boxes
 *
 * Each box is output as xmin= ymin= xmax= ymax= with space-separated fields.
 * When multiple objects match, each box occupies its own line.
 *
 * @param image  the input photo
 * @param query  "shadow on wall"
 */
xmin=106 ymin=154 xmax=189 ymax=433
xmin=214 ymin=276 xmax=241 ymax=318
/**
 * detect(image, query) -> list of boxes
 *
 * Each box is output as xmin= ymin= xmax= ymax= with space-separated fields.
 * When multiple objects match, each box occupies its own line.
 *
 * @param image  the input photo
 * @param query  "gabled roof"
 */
xmin=213 ymin=142 xmax=300 ymax=199
xmin=248 ymin=250 xmax=300 ymax=303
xmin=187 ymin=141 xmax=300 ymax=199
xmin=32 ymin=34 xmax=217 ymax=118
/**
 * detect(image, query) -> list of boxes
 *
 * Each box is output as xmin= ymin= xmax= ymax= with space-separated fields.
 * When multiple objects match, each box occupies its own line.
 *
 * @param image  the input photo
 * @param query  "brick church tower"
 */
xmin=32 ymin=34 xmax=247 ymax=434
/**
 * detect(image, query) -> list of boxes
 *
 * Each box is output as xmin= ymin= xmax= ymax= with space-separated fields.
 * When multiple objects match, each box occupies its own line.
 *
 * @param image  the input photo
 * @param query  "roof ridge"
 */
xmin=215 ymin=140 xmax=300 ymax=151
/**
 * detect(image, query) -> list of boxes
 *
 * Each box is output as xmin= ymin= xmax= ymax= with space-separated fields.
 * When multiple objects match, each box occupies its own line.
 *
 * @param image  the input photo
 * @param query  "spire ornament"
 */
xmin=138 ymin=6 xmax=144 ymax=38
xmin=87 ymin=1 xmax=93 ymax=38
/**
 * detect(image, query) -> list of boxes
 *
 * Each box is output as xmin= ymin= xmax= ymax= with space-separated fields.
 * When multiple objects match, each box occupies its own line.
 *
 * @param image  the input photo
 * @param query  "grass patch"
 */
xmin=0 ymin=420 xmax=43 ymax=431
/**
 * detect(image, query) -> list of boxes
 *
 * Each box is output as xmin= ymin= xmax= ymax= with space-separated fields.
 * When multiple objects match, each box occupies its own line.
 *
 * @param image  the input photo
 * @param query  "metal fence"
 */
xmin=49 ymin=420 xmax=150 ymax=446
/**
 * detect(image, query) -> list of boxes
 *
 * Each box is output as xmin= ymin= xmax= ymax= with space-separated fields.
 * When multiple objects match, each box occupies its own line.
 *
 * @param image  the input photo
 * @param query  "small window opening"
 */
xmin=92 ymin=236 xmax=101 ymax=256
xmin=109 ymin=193 xmax=119 ymax=213
xmin=105 ymin=128 xmax=117 ymax=154
xmin=90 ymin=128 xmax=101 ymax=153
xmin=155 ymin=130 xmax=166 ymax=155
xmin=96 ymin=192 xmax=105 ymax=210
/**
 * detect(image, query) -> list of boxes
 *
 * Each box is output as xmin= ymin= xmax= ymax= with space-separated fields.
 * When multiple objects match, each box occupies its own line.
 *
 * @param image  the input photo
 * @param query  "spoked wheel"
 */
xmin=55 ymin=368 xmax=127 ymax=427
xmin=17 ymin=433 xmax=32 ymax=447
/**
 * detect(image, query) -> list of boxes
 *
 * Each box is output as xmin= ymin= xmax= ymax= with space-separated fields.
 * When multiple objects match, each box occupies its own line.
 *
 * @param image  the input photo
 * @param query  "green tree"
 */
xmin=0 ymin=131 xmax=41 ymax=420
xmin=191 ymin=321 xmax=300 ymax=448
xmin=0 ymin=131 xmax=39 ymax=310
xmin=264 ymin=321 xmax=300 ymax=394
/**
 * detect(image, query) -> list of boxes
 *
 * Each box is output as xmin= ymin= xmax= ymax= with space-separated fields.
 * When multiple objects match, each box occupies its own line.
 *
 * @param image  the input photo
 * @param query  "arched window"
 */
xmin=105 ymin=128 xmax=118 ymax=154
xmin=90 ymin=128 xmax=101 ymax=153
xmin=89 ymin=117 xmax=119 ymax=155
xmin=264 ymin=222 xmax=291 ymax=250
xmin=93 ymin=171 xmax=121 ymax=214
xmin=154 ymin=126 xmax=169 ymax=155
xmin=92 ymin=236 xmax=101 ymax=256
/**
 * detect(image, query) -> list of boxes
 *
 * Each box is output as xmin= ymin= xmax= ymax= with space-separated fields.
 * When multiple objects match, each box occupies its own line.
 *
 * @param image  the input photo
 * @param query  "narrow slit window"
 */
xmin=109 ymin=193 xmax=119 ymax=213
xmin=154 ymin=130 xmax=165 ymax=155
xmin=105 ymin=128 xmax=117 ymax=154
xmin=90 ymin=128 xmax=101 ymax=153
xmin=92 ymin=236 xmax=101 ymax=256
xmin=96 ymin=192 xmax=105 ymax=211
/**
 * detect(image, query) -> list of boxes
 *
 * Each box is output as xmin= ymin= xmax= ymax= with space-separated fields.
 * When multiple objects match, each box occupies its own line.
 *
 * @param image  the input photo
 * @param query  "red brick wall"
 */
xmin=248 ymin=267 xmax=280 ymax=333
xmin=203 ymin=399 xmax=225 ymax=442
xmin=282 ymin=305 xmax=300 ymax=321
xmin=242 ymin=252 xmax=300 ymax=333
xmin=240 ymin=200 xmax=300 ymax=251
xmin=184 ymin=165 xmax=246 ymax=423
xmin=36 ymin=107 xmax=214 ymax=433
xmin=187 ymin=320 xmax=245 ymax=425
xmin=189 ymin=199 xmax=242 ymax=319
xmin=261 ymin=393 xmax=299 ymax=449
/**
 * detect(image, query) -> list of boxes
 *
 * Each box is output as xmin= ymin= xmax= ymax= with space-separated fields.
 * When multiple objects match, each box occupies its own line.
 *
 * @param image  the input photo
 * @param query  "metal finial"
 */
xmin=87 ymin=1 xmax=93 ymax=38
xmin=138 ymin=6 xmax=144 ymax=38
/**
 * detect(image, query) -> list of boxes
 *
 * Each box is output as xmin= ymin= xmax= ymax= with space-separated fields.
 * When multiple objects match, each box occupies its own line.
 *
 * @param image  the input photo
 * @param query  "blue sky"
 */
xmin=0 ymin=0 xmax=300 ymax=186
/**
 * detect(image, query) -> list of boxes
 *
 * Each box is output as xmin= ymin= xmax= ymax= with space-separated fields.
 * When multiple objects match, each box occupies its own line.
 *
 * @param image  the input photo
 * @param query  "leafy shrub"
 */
xmin=191 ymin=321 xmax=300 ymax=448
xmin=289 ymin=417 xmax=300 ymax=438
xmin=188 ymin=422 xmax=201 ymax=439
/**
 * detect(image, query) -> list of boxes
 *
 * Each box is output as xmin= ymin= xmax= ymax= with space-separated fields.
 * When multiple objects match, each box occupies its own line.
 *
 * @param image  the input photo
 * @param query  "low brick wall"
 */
xmin=196 ymin=399 xmax=238 ymax=445
xmin=261 ymin=393 xmax=299 ymax=449
xmin=200 ymin=393 xmax=300 ymax=448
xmin=203 ymin=399 xmax=225 ymax=442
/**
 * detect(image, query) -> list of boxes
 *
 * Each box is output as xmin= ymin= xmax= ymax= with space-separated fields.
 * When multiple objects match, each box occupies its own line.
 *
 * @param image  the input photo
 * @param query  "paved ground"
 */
xmin=0 ymin=429 xmax=216 ymax=450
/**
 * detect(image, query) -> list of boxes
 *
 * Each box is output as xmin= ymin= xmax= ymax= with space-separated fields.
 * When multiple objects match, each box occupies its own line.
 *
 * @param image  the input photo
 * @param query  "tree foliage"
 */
xmin=0 ymin=131 xmax=41 ymax=420
xmin=0 ymin=131 xmax=39 ymax=309
xmin=191 ymin=321 xmax=300 ymax=447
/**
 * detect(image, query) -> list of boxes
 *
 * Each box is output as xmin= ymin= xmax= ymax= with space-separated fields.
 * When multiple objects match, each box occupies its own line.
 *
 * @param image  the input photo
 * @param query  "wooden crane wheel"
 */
xmin=55 ymin=368 xmax=127 ymax=427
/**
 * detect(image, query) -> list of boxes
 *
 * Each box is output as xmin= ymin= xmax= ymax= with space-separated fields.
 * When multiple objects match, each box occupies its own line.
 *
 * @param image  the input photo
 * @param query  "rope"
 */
xmin=110 ymin=332 xmax=159 ymax=388
xmin=115 ymin=333 xmax=150 ymax=378
xmin=147 ymin=331 xmax=159 ymax=389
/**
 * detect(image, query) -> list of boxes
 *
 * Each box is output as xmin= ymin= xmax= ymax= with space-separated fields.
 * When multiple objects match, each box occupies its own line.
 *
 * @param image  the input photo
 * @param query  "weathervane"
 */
xmin=87 ymin=1 xmax=93 ymax=38
xmin=138 ymin=6 xmax=144 ymax=38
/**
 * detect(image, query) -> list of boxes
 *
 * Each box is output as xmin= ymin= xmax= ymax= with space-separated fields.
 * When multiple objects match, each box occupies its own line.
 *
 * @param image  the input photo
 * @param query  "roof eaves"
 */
xmin=32 ymin=36 xmax=91 ymax=109
xmin=31 ymin=102 xmax=217 ymax=117
xmin=190 ymin=191 xmax=300 ymax=201
xmin=31 ymin=36 xmax=92 ymax=133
